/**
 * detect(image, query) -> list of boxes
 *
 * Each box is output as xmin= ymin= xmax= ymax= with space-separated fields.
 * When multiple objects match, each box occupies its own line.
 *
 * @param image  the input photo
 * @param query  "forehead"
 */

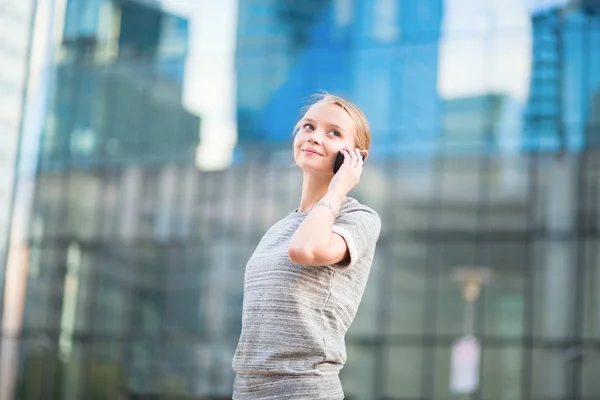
xmin=303 ymin=102 xmax=356 ymax=133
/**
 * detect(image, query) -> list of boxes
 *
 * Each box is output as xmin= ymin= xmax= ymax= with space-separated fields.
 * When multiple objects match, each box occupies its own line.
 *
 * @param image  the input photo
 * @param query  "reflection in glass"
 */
xmin=432 ymin=346 xmax=453 ymax=399
xmin=532 ymin=240 xmax=576 ymax=340
xmin=583 ymin=240 xmax=600 ymax=340
xmin=481 ymin=346 xmax=523 ymax=400
xmin=438 ymin=163 xmax=482 ymax=232
xmin=581 ymin=348 xmax=600 ymax=399
xmin=385 ymin=242 xmax=428 ymax=336
xmin=436 ymin=243 xmax=479 ymax=337
xmin=531 ymin=347 xmax=568 ymax=400
xmin=340 ymin=344 xmax=377 ymax=400
xmin=384 ymin=346 xmax=422 ymax=398
xmin=3 ymin=1 xmax=600 ymax=399
xmin=482 ymin=243 xmax=526 ymax=338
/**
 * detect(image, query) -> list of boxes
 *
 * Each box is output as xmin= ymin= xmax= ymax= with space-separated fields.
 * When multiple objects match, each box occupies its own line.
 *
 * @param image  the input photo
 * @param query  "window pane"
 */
xmin=385 ymin=242 xmax=427 ymax=335
xmin=340 ymin=345 xmax=377 ymax=399
xmin=530 ymin=347 xmax=568 ymax=399
xmin=92 ymin=279 xmax=129 ymax=336
xmin=581 ymin=347 xmax=600 ymax=399
xmin=534 ymin=157 xmax=578 ymax=233
xmin=35 ymin=174 xmax=66 ymax=239
xmin=480 ymin=346 xmax=522 ymax=400
xmin=484 ymin=157 xmax=531 ymax=232
xmin=65 ymin=172 xmax=102 ymax=240
xmin=432 ymin=346 xmax=454 ymax=400
xmin=384 ymin=346 xmax=422 ymax=398
xmin=88 ymin=341 xmax=123 ymax=400
xmin=185 ymin=343 xmax=214 ymax=396
xmin=387 ymin=159 xmax=436 ymax=233
xmin=482 ymin=243 xmax=527 ymax=338
xmin=438 ymin=160 xmax=482 ymax=232
xmin=349 ymin=288 xmax=379 ymax=337
xmin=532 ymin=240 xmax=576 ymax=340
xmin=16 ymin=340 xmax=58 ymax=400
xmin=126 ymin=339 xmax=163 ymax=394
xmin=55 ymin=342 xmax=86 ymax=400
xmin=584 ymin=240 xmax=600 ymax=340
xmin=436 ymin=243 xmax=478 ymax=337
xmin=581 ymin=154 xmax=600 ymax=231
xmin=24 ymin=246 xmax=63 ymax=331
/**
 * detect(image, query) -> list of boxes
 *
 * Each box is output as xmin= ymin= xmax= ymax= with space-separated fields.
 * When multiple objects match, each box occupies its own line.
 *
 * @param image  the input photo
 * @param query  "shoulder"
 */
xmin=338 ymin=197 xmax=380 ymax=221
xmin=336 ymin=197 xmax=381 ymax=236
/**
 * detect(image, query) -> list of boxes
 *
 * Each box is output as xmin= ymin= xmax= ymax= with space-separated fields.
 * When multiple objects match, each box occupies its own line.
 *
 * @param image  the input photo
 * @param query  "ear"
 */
xmin=360 ymin=149 xmax=369 ymax=162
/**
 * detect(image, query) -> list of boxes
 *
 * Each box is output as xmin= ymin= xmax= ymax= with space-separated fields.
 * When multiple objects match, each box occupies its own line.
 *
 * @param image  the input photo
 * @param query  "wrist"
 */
xmin=322 ymin=191 xmax=345 ymax=209
xmin=312 ymin=201 xmax=337 ymax=217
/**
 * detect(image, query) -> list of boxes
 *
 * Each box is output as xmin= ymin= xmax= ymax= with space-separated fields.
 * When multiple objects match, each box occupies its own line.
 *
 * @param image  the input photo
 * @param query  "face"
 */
xmin=293 ymin=101 xmax=358 ymax=175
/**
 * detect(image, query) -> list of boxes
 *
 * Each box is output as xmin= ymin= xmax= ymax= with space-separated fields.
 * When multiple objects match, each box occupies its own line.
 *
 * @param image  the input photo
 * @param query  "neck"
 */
xmin=297 ymin=171 xmax=342 ymax=212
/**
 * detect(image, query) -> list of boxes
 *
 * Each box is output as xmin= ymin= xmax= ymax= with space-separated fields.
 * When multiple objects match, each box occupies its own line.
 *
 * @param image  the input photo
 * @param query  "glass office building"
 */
xmin=0 ymin=0 xmax=37 ymax=308
xmin=1 ymin=0 xmax=599 ymax=399
xmin=235 ymin=0 xmax=443 ymax=162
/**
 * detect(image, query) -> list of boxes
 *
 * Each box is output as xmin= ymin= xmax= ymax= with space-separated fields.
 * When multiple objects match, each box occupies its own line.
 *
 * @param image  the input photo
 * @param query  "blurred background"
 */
xmin=0 ymin=0 xmax=599 ymax=399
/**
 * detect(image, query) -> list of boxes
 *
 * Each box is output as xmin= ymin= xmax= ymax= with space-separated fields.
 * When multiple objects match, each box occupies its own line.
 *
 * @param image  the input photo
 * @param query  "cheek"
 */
xmin=293 ymin=132 xmax=306 ymax=149
xmin=341 ymin=139 xmax=355 ymax=150
xmin=293 ymin=136 xmax=302 ymax=158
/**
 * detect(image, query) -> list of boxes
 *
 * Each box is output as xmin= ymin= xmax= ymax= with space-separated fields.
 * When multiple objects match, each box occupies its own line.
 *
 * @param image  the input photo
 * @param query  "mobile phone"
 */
xmin=333 ymin=150 xmax=365 ymax=173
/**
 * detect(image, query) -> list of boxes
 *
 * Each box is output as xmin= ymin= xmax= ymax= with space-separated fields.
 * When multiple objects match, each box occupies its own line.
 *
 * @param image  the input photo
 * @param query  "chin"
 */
xmin=298 ymin=163 xmax=331 ymax=176
xmin=295 ymin=152 xmax=332 ymax=174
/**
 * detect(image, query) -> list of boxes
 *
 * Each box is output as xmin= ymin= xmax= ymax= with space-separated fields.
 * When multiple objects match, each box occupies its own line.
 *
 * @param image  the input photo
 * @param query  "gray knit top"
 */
xmin=232 ymin=197 xmax=381 ymax=399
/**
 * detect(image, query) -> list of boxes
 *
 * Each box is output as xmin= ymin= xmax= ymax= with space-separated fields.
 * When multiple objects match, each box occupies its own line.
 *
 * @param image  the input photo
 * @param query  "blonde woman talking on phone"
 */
xmin=232 ymin=93 xmax=381 ymax=400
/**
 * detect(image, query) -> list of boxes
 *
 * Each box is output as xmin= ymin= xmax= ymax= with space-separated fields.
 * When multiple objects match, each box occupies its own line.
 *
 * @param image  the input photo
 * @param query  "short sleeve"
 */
xmin=331 ymin=204 xmax=381 ymax=270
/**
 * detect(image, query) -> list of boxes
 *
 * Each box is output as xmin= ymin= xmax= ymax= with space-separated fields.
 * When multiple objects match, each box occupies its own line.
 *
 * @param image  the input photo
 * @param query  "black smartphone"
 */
xmin=333 ymin=150 xmax=364 ymax=173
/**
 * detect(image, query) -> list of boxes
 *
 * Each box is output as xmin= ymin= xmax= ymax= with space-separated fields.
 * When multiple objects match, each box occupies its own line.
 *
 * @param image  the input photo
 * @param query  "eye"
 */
xmin=328 ymin=129 xmax=341 ymax=137
xmin=302 ymin=123 xmax=314 ymax=130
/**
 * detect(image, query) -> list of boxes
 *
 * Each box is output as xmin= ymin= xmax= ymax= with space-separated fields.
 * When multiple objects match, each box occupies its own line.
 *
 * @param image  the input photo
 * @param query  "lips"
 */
xmin=302 ymin=148 xmax=322 ymax=156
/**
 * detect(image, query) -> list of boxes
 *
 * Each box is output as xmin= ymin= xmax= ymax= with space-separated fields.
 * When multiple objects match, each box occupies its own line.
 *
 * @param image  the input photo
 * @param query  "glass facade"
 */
xmin=1 ymin=0 xmax=599 ymax=399
xmin=235 ymin=0 xmax=443 ymax=162
xmin=524 ymin=4 xmax=600 ymax=152
xmin=0 ymin=0 xmax=36 ymax=309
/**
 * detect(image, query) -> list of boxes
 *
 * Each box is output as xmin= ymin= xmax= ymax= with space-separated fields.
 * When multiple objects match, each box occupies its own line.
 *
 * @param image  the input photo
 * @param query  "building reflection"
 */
xmin=1 ymin=0 xmax=599 ymax=399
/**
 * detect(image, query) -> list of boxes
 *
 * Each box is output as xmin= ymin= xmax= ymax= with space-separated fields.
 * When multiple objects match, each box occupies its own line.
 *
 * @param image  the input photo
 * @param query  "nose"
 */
xmin=307 ymin=128 xmax=322 ymax=144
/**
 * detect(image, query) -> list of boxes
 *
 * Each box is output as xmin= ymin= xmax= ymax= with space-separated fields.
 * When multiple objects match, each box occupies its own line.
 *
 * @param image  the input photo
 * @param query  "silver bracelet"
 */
xmin=312 ymin=201 xmax=337 ymax=217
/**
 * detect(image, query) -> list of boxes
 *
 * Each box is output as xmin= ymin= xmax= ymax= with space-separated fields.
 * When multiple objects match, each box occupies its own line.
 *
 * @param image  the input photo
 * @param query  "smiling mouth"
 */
xmin=302 ymin=149 xmax=322 ymax=156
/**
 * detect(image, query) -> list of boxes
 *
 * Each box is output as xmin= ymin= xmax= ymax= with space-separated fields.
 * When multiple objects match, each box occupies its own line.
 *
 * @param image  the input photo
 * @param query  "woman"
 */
xmin=232 ymin=93 xmax=381 ymax=399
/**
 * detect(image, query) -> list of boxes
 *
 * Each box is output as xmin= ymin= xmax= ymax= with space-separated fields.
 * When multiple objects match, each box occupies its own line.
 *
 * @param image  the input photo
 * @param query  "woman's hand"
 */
xmin=328 ymin=147 xmax=364 ymax=198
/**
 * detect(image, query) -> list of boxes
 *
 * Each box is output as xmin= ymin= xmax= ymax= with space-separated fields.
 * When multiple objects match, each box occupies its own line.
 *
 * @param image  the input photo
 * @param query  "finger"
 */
xmin=352 ymin=148 xmax=361 ymax=167
xmin=343 ymin=147 xmax=353 ymax=164
xmin=354 ymin=149 xmax=362 ymax=167
xmin=347 ymin=147 xmax=357 ymax=166
xmin=342 ymin=148 xmax=351 ymax=163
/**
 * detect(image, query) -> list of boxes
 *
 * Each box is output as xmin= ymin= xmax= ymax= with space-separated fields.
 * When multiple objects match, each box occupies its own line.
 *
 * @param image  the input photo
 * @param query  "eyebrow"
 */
xmin=300 ymin=118 xmax=347 ymax=134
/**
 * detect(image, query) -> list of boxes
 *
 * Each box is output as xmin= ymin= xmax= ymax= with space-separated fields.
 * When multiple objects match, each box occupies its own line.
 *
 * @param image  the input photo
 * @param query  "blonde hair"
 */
xmin=295 ymin=92 xmax=371 ymax=150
